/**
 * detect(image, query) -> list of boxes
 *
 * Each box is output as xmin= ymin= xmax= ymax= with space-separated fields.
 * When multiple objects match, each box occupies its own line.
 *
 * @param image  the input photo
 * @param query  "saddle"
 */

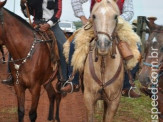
xmin=34 ymin=22 xmax=60 ymax=66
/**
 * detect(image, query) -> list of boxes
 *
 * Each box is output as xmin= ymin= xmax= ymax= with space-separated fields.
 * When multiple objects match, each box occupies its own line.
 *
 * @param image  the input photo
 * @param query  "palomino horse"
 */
xmin=83 ymin=0 xmax=124 ymax=121
xmin=0 ymin=1 xmax=61 ymax=122
xmin=139 ymin=23 xmax=163 ymax=121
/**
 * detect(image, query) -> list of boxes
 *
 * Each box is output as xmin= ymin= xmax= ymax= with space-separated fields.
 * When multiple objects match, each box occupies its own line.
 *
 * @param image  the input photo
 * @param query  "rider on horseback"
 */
xmin=61 ymin=0 xmax=141 ymax=98
xmin=2 ymin=0 xmax=68 ymax=85
xmin=22 ymin=0 xmax=68 ymax=81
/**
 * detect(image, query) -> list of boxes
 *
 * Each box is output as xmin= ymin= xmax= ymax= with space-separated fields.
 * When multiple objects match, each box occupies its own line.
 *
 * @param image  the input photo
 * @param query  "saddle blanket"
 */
xmin=63 ymin=17 xmax=141 ymax=73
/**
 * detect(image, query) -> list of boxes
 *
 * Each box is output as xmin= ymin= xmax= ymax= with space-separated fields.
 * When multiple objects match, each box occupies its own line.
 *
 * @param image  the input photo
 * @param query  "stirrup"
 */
xmin=62 ymin=80 xmax=74 ymax=93
xmin=128 ymin=86 xmax=140 ymax=98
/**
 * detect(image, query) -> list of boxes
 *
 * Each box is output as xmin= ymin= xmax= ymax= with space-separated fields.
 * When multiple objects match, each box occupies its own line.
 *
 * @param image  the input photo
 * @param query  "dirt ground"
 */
xmin=0 ymin=47 xmax=87 ymax=122
xmin=0 ymin=47 xmax=151 ymax=122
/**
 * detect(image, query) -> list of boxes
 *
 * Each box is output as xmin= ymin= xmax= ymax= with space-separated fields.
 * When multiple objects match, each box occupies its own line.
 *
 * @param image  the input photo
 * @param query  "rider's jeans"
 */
xmin=51 ymin=23 xmax=68 ymax=81
xmin=68 ymin=41 xmax=79 ymax=85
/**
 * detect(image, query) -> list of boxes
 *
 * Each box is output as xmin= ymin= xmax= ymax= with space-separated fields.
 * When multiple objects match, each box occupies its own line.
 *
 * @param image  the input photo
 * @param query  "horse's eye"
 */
xmin=92 ymin=15 xmax=96 ymax=19
xmin=114 ymin=15 xmax=118 ymax=20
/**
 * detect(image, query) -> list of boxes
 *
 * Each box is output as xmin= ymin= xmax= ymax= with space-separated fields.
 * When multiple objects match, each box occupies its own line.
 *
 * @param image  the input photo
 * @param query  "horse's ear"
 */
xmin=0 ymin=0 xmax=7 ymax=9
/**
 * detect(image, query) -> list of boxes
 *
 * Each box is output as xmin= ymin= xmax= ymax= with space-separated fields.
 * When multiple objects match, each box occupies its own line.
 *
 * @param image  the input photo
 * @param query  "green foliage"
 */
xmin=73 ymin=21 xmax=83 ymax=29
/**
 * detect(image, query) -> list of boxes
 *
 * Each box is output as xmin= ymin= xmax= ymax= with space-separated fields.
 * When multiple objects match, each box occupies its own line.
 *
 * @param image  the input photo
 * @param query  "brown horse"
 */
xmin=139 ymin=22 xmax=163 ymax=121
xmin=0 ymin=1 xmax=61 ymax=122
xmin=83 ymin=0 xmax=124 ymax=121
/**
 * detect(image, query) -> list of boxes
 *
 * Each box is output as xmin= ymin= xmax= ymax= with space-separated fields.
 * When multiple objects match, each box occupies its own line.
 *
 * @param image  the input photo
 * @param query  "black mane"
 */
xmin=3 ymin=8 xmax=34 ymax=31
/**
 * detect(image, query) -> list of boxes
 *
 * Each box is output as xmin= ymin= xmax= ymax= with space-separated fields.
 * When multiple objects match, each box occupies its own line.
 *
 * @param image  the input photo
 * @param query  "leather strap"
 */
xmin=89 ymin=51 xmax=123 ymax=88
xmin=103 ymin=59 xmax=122 ymax=87
xmin=89 ymin=51 xmax=103 ymax=86
xmin=43 ymin=66 xmax=58 ymax=86
xmin=97 ymin=31 xmax=112 ymax=41
xmin=126 ymin=69 xmax=135 ymax=87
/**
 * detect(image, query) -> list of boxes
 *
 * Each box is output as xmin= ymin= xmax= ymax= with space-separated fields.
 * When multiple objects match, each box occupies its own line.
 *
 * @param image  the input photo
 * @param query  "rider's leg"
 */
xmin=51 ymin=23 xmax=68 ymax=81
xmin=122 ymin=44 xmax=141 ymax=98
xmin=122 ymin=63 xmax=140 ymax=98
xmin=61 ymin=41 xmax=79 ymax=93
xmin=67 ymin=41 xmax=79 ymax=85
xmin=1 ymin=53 xmax=13 ymax=85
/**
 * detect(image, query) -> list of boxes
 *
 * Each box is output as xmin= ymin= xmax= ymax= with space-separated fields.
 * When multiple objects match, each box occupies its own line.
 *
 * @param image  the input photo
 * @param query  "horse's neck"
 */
xmin=4 ymin=11 xmax=34 ymax=60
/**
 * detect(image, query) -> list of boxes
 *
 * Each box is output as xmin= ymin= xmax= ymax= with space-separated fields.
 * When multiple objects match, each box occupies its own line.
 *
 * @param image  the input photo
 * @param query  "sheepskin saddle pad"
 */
xmin=63 ymin=17 xmax=141 ymax=73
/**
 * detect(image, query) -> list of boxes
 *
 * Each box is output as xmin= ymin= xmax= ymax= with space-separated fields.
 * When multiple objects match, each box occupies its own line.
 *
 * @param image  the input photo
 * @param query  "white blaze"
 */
xmin=100 ymin=8 xmax=107 ymax=15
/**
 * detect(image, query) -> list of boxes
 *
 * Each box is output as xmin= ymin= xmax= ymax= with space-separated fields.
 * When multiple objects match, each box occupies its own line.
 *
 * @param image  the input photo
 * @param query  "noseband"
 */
xmin=93 ymin=17 xmax=118 ymax=42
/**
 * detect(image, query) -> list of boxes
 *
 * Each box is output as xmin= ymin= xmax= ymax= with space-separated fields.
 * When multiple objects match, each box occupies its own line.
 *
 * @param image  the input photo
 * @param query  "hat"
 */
xmin=147 ymin=16 xmax=157 ymax=20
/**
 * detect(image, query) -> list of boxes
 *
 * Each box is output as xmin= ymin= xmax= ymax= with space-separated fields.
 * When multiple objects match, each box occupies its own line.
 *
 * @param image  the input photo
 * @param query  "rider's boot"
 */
xmin=122 ymin=89 xmax=141 ymax=98
xmin=61 ymin=83 xmax=79 ymax=93
xmin=1 ymin=74 xmax=13 ymax=86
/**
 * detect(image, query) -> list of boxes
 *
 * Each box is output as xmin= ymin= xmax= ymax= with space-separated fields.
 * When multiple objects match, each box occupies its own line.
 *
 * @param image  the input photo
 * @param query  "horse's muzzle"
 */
xmin=96 ymin=39 xmax=111 ymax=56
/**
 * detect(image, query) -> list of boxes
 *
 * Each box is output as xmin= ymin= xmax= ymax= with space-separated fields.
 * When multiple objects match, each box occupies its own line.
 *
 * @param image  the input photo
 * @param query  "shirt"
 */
xmin=71 ymin=0 xmax=134 ymax=21
xmin=42 ymin=0 xmax=55 ymax=26
xmin=26 ymin=0 xmax=62 ymax=27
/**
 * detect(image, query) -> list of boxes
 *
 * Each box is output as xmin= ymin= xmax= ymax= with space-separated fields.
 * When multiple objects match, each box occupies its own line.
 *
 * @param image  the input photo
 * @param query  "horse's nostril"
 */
xmin=105 ymin=40 xmax=111 ymax=47
xmin=107 ymin=41 xmax=111 ymax=46
xmin=97 ymin=40 xmax=100 ymax=46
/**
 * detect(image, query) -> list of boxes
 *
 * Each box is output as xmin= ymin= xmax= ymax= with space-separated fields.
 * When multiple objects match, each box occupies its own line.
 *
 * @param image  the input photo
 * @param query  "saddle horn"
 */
xmin=0 ymin=0 xmax=7 ymax=9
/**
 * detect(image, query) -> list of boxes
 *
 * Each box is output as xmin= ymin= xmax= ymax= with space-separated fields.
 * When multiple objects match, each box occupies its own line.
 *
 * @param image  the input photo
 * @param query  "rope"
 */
xmin=25 ymin=2 xmax=32 ymax=25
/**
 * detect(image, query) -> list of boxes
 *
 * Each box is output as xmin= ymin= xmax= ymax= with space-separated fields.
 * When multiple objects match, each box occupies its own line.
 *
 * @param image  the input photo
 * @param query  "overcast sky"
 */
xmin=4 ymin=0 xmax=163 ymax=24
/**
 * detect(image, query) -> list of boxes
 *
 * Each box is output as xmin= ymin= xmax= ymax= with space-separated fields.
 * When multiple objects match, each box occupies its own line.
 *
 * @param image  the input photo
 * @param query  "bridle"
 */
xmin=87 ymin=14 xmax=124 ymax=101
xmin=93 ymin=16 xmax=118 ymax=43
xmin=143 ymin=28 xmax=163 ymax=79
xmin=141 ymin=28 xmax=163 ymax=119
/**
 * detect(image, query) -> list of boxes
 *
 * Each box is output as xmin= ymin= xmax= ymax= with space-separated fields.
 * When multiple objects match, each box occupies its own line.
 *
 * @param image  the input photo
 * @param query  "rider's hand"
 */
xmin=80 ymin=16 xmax=88 ymax=25
xmin=39 ymin=23 xmax=50 ymax=32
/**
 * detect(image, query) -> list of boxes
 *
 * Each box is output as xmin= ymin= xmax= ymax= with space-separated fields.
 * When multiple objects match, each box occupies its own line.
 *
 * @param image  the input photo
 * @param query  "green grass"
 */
xmin=0 ymin=106 xmax=18 ymax=122
xmin=0 ymin=106 xmax=17 ymax=114
xmin=114 ymin=94 xmax=151 ymax=122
